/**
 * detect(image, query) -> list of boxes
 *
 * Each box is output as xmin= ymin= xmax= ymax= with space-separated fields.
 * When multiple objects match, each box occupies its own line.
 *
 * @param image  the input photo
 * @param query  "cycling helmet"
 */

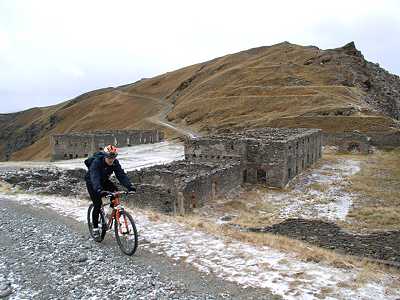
xmin=103 ymin=144 xmax=118 ymax=158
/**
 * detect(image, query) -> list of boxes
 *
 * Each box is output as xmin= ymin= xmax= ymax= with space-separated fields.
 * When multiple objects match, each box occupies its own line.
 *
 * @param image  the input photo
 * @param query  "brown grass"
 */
xmin=221 ymin=199 xmax=249 ymax=211
xmin=4 ymin=42 xmax=398 ymax=161
xmin=138 ymin=207 xmax=400 ymax=283
xmin=306 ymin=182 xmax=331 ymax=193
xmin=0 ymin=180 xmax=13 ymax=193
xmin=169 ymin=213 xmax=353 ymax=267
xmin=344 ymin=149 xmax=400 ymax=232
xmin=12 ymin=91 xmax=165 ymax=160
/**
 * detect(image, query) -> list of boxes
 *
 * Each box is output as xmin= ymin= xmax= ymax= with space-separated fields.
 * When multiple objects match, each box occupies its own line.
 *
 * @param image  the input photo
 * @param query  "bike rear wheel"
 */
xmin=114 ymin=211 xmax=138 ymax=255
xmin=87 ymin=203 xmax=107 ymax=242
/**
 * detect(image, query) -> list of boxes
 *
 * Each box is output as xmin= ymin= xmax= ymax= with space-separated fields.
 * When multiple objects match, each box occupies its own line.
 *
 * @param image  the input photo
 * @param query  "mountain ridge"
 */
xmin=1 ymin=41 xmax=399 ymax=161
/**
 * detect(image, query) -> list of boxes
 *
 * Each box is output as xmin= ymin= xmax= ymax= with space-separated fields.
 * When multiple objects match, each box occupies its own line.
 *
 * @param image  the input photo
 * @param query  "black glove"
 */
xmin=127 ymin=186 xmax=136 ymax=193
xmin=100 ymin=190 xmax=113 ymax=197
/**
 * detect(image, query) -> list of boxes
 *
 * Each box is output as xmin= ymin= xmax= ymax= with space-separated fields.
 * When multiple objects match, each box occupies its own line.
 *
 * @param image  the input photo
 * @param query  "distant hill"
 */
xmin=1 ymin=41 xmax=399 ymax=161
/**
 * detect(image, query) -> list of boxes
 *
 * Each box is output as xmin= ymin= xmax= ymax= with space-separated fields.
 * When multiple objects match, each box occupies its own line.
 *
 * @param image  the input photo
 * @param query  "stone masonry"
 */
xmin=51 ymin=130 xmax=164 ymax=160
xmin=125 ymin=128 xmax=322 ymax=214
xmin=323 ymin=131 xmax=372 ymax=154
xmin=128 ymin=161 xmax=242 ymax=214
xmin=185 ymin=128 xmax=322 ymax=188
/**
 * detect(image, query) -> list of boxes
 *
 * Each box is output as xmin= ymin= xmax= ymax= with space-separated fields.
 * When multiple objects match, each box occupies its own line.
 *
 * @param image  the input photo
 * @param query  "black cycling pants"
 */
xmin=86 ymin=179 xmax=117 ymax=228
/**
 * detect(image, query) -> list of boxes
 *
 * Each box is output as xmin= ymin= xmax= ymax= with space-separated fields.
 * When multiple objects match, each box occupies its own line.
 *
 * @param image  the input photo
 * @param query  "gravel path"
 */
xmin=0 ymin=198 xmax=278 ymax=300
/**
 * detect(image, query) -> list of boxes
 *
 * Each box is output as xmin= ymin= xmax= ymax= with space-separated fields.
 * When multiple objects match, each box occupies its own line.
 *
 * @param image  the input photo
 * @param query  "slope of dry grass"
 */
xmin=11 ymin=91 xmax=164 ymax=160
xmin=2 ymin=41 xmax=399 ymax=160
xmin=343 ymin=149 xmax=400 ymax=232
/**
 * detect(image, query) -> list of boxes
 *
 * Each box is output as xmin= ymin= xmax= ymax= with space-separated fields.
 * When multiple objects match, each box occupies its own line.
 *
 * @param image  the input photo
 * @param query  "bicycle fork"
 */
xmin=115 ymin=209 xmax=129 ymax=234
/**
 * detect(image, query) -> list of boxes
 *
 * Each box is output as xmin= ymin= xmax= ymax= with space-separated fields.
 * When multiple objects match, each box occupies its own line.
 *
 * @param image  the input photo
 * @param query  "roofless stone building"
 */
xmin=127 ymin=128 xmax=322 ymax=214
xmin=51 ymin=130 xmax=164 ymax=160
xmin=184 ymin=128 xmax=322 ymax=188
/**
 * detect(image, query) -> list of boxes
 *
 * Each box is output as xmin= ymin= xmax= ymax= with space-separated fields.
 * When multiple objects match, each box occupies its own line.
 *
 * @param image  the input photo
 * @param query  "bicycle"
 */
xmin=87 ymin=191 xmax=138 ymax=256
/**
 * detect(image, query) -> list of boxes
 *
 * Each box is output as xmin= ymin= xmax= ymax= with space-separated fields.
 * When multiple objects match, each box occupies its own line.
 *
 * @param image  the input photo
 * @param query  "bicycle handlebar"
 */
xmin=103 ymin=191 xmax=135 ymax=199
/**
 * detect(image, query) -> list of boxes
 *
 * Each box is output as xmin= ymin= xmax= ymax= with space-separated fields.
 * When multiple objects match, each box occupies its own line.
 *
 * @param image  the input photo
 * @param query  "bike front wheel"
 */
xmin=87 ymin=203 xmax=107 ymax=242
xmin=114 ymin=211 xmax=138 ymax=255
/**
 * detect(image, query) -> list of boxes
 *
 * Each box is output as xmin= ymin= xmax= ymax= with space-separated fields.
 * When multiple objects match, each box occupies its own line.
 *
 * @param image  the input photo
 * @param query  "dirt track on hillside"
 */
xmin=116 ymin=90 xmax=200 ymax=138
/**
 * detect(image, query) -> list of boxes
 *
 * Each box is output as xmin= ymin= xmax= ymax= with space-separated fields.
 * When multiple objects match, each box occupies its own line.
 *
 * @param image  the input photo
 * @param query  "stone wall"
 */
xmin=245 ymin=140 xmax=286 ymax=187
xmin=285 ymin=130 xmax=322 ymax=184
xmin=184 ymin=128 xmax=322 ymax=188
xmin=127 ymin=184 xmax=176 ymax=213
xmin=323 ymin=129 xmax=400 ymax=152
xmin=184 ymin=138 xmax=245 ymax=163
xmin=323 ymin=132 xmax=371 ymax=154
xmin=128 ymin=161 xmax=242 ymax=214
xmin=368 ymin=131 xmax=400 ymax=148
xmin=51 ymin=130 xmax=164 ymax=160
xmin=180 ymin=162 xmax=242 ymax=214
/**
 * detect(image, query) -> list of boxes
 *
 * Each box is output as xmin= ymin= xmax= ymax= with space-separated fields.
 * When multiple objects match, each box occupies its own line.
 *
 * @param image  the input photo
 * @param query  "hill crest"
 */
xmin=1 ymin=41 xmax=399 ymax=161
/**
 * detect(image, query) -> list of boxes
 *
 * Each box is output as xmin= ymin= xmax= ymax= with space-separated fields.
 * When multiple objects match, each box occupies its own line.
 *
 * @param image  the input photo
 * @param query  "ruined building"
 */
xmin=323 ymin=131 xmax=372 ymax=154
xmin=127 ymin=128 xmax=322 ymax=214
xmin=51 ymin=130 xmax=164 ymax=160
xmin=185 ymin=128 xmax=322 ymax=188
xmin=129 ymin=161 xmax=242 ymax=214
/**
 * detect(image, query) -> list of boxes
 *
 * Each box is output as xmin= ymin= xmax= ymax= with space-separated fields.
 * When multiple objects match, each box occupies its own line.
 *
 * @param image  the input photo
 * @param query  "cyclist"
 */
xmin=85 ymin=144 xmax=136 ymax=239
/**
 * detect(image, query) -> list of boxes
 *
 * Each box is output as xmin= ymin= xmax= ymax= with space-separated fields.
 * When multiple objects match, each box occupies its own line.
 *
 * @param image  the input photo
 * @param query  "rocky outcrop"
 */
xmin=0 ymin=113 xmax=62 ymax=161
xmin=305 ymin=42 xmax=400 ymax=120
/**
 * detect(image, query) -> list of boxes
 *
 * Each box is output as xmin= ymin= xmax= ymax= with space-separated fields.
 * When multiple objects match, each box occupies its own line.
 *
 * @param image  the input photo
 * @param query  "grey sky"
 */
xmin=1 ymin=0 xmax=399 ymax=113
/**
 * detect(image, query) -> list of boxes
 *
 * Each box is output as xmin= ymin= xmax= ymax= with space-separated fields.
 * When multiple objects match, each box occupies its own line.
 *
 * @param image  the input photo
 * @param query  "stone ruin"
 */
xmin=129 ymin=161 xmax=242 ymax=214
xmin=185 ymin=128 xmax=322 ymax=187
xmin=323 ymin=131 xmax=372 ymax=154
xmin=127 ymin=128 xmax=322 ymax=214
xmin=323 ymin=130 xmax=400 ymax=153
xmin=51 ymin=130 xmax=164 ymax=160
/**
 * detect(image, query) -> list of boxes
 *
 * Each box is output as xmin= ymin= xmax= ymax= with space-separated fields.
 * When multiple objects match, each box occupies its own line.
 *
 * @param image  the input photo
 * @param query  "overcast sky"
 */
xmin=1 ymin=0 xmax=399 ymax=113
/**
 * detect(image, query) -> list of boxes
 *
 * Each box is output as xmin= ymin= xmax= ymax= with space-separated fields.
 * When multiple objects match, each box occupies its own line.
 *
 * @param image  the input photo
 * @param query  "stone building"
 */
xmin=124 ymin=128 xmax=322 ymax=215
xmin=323 ymin=131 xmax=372 ymax=154
xmin=51 ymin=130 xmax=164 ymax=160
xmin=323 ymin=129 xmax=400 ymax=153
xmin=128 ymin=161 xmax=242 ymax=214
xmin=184 ymin=128 xmax=322 ymax=188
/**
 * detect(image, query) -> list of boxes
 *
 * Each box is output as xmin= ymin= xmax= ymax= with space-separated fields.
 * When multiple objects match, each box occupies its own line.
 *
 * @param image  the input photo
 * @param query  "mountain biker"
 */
xmin=85 ymin=144 xmax=136 ymax=239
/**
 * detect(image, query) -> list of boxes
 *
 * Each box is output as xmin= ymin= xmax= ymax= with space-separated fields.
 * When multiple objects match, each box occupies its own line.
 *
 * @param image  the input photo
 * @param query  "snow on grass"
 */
xmin=265 ymin=159 xmax=361 ymax=221
xmin=1 ymin=191 xmax=399 ymax=300
xmin=0 ymin=141 xmax=184 ymax=172
xmin=0 ymin=193 xmax=89 ymax=222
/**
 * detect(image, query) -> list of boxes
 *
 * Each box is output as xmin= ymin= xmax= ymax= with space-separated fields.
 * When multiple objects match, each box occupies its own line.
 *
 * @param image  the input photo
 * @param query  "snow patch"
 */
xmin=0 ymin=141 xmax=184 ymax=172
xmin=265 ymin=159 xmax=361 ymax=221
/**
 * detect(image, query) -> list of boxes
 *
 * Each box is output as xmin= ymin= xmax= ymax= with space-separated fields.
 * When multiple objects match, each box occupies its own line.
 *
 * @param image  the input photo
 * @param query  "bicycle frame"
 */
xmin=103 ymin=192 xmax=130 ymax=234
xmin=88 ymin=190 xmax=138 ymax=255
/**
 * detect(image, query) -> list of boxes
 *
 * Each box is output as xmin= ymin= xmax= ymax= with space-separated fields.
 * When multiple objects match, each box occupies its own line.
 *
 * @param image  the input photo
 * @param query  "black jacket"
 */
xmin=85 ymin=157 xmax=133 ymax=196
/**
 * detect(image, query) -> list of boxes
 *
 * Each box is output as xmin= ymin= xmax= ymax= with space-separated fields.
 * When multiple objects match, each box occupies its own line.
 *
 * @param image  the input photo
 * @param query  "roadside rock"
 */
xmin=0 ymin=167 xmax=87 ymax=197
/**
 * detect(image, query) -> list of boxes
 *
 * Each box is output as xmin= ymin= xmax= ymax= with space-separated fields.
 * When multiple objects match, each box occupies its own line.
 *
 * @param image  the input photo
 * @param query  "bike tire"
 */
xmin=87 ymin=203 xmax=107 ymax=242
xmin=114 ymin=211 xmax=138 ymax=255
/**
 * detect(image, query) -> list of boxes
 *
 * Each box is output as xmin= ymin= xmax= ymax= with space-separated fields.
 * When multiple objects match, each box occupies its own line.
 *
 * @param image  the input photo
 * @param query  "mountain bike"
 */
xmin=87 ymin=191 xmax=138 ymax=256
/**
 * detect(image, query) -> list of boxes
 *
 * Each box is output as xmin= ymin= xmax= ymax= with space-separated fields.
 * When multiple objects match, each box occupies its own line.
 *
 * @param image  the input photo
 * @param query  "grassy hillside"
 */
xmin=1 ymin=41 xmax=399 ymax=161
